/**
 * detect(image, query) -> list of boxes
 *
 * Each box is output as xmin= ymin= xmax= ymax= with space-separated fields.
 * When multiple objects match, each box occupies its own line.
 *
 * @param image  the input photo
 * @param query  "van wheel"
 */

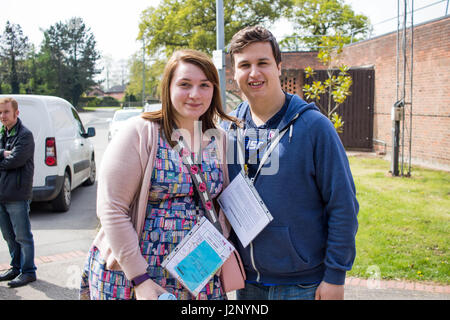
xmin=83 ymin=159 xmax=96 ymax=186
xmin=52 ymin=172 xmax=71 ymax=212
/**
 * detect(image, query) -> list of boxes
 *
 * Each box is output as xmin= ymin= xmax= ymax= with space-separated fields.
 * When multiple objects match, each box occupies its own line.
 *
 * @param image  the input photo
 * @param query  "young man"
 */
xmin=223 ymin=26 xmax=359 ymax=300
xmin=0 ymin=97 xmax=37 ymax=288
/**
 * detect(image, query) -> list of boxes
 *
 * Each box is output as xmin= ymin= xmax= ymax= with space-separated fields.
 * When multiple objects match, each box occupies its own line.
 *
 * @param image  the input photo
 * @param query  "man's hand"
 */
xmin=315 ymin=281 xmax=344 ymax=300
xmin=3 ymin=150 xmax=11 ymax=158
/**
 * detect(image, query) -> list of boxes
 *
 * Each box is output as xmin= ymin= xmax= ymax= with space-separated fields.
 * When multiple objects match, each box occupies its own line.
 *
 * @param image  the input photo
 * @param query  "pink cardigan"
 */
xmin=92 ymin=117 xmax=231 ymax=280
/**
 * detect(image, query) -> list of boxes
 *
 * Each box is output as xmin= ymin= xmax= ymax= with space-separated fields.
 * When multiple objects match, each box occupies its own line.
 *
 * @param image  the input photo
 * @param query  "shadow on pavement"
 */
xmin=29 ymin=278 xmax=79 ymax=300
xmin=0 ymin=278 xmax=79 ymax=300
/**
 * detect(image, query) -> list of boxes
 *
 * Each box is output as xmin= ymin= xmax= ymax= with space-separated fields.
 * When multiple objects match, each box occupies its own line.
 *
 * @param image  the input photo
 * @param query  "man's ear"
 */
xmin=277 ymin=62 xmax=282 ymax=76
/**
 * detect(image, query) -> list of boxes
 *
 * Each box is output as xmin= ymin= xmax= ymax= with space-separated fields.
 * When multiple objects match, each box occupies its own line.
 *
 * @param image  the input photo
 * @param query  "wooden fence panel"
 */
xmin=282 ymin=68 xmax=375 ymax=150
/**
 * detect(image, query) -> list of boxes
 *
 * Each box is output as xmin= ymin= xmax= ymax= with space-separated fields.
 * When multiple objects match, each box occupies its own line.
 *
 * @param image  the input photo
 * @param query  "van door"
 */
xmin=70 ymin=108 xmax=91 ymax=187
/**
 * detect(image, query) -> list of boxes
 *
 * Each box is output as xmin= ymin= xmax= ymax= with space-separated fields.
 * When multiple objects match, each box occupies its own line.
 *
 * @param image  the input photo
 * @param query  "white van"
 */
xmin=0 ymin=95 xmax=96 ymax=212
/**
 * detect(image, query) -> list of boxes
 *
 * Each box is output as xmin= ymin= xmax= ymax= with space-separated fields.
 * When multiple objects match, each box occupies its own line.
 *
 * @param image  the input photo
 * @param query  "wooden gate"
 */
xmin=281 ymin=68 xmax=374 ymax=150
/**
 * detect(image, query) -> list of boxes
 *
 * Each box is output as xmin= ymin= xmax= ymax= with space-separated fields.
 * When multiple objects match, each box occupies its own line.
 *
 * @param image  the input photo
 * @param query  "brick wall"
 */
xmin=225 ymin=16 xmax=450 ymax=170
xmin=339 ymin=16 xmax=450 ymax=170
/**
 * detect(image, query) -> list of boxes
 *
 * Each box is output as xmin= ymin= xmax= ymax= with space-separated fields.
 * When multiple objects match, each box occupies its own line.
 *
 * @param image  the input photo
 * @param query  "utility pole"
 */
xmin=142 ymin=39 xmax=146 ymax=108
xmin=214 ymin=0 xmax=226 ymax=110
xmin=392 ymin=0 xmax=414 ymax=177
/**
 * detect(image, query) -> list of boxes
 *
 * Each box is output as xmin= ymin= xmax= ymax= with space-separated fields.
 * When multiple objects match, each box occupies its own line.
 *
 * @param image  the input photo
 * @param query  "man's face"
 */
xmin=0 ymin=102 xmax=19 ymax=130
xmin=233 ymin=41 xmax=282 ymax=103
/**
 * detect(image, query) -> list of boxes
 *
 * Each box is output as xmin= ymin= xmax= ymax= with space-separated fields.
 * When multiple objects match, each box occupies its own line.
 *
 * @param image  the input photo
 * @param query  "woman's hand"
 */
xmin=134 ymin=278 xmax=168 ymax=300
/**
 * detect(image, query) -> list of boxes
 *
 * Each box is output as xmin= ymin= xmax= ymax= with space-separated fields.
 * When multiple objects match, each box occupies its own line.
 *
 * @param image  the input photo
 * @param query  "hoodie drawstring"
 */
xmin=289 ymin=124 xmax=293 ymax=143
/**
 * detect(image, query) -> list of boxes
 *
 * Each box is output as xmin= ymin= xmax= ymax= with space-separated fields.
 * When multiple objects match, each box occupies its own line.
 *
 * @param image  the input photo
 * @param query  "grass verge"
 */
xmin=347 ymin=156 xmax=449 ymax=284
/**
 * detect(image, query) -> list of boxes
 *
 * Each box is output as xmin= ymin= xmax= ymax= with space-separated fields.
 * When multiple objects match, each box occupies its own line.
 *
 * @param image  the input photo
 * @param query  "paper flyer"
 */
xmin=217 ymin=172 xmax=273 ymax=248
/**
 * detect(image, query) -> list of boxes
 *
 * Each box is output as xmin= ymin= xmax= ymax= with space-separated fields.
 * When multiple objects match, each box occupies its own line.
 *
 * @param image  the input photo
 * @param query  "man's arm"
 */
xmin=0 ymin=131 xmax=34 ymax=170
xmin=310 ymin=115 xmax=359 ymax=289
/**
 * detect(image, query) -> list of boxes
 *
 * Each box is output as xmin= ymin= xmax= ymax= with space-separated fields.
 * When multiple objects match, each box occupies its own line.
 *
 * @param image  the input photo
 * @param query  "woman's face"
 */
xmin=170 ymin=61 xmax=214 ymax=125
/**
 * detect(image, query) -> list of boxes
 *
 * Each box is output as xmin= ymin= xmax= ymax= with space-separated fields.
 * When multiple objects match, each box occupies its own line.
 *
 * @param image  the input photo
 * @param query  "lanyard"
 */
xmin=237 ymin=126 xmax=289 ymax=183
xmin=176 ymin=137 xmax=223 ymax=234
xmin=236 ymin=113 xmax=299 ymax=183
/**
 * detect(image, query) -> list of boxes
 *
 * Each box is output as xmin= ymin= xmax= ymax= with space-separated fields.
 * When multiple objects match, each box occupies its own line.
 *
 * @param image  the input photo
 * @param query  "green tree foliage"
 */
xmin=138 ymin=0 xmax=291 ymax=56
xmin=0 ymin=21 xmax=31 ymax=93
xmin=280 ymin=0 xmax=370 ymax=50
xmin=303 ymin=34 xmax=352 ymax=133
xmin=38 ymin=17 xmax=101 ymax=106
xmin=126 ymin=52 xmax=166 ymax=101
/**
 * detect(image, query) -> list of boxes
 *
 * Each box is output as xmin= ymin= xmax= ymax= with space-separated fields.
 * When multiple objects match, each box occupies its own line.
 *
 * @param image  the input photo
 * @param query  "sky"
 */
xmin=1 ymin=0 xmax=447 ymax=85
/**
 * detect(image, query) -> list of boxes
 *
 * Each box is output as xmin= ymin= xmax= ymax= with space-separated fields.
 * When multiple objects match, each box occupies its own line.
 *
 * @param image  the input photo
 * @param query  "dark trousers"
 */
xmin=0 ymin=200 xmax=36 ymax=275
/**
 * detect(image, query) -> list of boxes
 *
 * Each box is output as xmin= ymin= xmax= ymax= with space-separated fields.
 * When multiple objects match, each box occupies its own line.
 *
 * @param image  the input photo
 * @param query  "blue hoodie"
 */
xmin=222 ymin=92 xmax=359 ymax=285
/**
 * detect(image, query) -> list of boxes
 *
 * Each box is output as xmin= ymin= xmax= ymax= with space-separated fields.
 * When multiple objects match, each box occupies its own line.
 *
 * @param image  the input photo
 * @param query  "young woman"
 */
xmin=80 ymin=49 xmax=237 ymax=300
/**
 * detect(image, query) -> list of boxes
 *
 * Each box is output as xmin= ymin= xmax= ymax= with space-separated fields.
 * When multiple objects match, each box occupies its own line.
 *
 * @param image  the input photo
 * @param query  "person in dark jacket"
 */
xmin=0 ymin=97 xmax=37 ymax=288
xmin=222 ymin=26 xmax=358 ymax=300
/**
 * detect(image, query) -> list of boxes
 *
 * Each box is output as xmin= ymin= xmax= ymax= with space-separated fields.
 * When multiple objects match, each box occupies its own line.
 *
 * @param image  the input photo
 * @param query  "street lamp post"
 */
xmin=215 ymin=0 xmax=226 ymax=110
xmin=142 ymin=39 xmax=146 ymax=108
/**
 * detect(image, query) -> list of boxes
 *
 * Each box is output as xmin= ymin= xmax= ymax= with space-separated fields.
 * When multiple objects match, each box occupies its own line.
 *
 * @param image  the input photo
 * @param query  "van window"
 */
xmin=71 ymin=108 xmax=86 ymax=135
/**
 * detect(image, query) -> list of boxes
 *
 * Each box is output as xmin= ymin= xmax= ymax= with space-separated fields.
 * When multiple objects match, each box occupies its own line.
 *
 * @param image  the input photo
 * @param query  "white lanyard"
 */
xmin=237 ymin=126 xmax=289 ymax=183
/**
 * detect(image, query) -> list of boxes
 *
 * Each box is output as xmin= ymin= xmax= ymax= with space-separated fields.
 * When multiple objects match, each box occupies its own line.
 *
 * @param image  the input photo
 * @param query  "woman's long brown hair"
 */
xmin=141 ymin=49 xmax=238 ymax=147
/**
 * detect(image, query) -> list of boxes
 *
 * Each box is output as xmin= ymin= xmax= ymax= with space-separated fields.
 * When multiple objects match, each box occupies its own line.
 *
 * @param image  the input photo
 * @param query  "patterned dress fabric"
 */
xmin=80 ymin=132 xmax=225 ymax=300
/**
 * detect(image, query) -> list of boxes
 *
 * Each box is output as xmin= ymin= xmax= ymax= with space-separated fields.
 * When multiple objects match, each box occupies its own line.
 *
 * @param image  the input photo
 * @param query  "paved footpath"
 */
xmin=0 ymin=251 xmax=448 ymax=300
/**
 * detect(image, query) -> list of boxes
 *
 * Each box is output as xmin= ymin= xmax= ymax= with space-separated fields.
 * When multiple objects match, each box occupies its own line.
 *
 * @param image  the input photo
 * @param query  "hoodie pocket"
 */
xmin=253 ymin=226 xmax=309 ymax=275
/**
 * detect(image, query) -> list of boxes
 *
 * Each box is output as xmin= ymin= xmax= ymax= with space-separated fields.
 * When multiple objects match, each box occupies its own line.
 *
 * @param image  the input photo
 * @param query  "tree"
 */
xmin=126 ymin=52 xmax=166 ymax=101
xmin=0 ymin=21 xmax=31 ymax=94
xmin=138 ymin=0 xmax=291 ymax=56
xmin=39 ymin=17 xmax=101 ymax=106
xmin=303 ymin=34 xmax=352 ymax=133
xmin=280 ymin=0 xmax=370 ymax=50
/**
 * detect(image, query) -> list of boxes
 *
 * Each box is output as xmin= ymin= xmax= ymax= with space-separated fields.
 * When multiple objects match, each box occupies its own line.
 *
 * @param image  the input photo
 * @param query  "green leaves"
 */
xmin=139 ymin=0 xmax=288 ymax=57
xmin=39 ymin=17 xmax=101 ymax=106
xmin=0 ymin=21 xmax=31 ymax=93
xmin=331 ymin=112 xmax=344 ymax=133
xmin=283 ymin=0 xmax=371 ymax=51
xmin=302 ymin=31 xmax=352 ymax=133
xmin=304 ymin=66 xmax=315 ymax=79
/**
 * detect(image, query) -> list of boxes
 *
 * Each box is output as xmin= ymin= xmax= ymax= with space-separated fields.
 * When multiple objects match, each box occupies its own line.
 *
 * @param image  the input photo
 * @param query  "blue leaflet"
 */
xmin=174 ymin=240 xmax=222 ymax=292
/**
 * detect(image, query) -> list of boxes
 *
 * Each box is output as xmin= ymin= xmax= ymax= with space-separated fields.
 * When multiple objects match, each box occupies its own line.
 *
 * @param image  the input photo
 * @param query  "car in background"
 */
xmin=143 ymin=103 xmax=162 ymax=112
xmin=0 ymin=94 xmax=96 ymax=212
xmin=108 ymin=108 xmax=143 ymax=142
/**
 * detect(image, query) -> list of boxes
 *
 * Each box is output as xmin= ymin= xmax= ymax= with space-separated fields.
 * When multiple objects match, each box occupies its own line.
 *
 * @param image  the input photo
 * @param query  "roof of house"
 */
xmin=107 ymin=84 xmax=126 ymax=93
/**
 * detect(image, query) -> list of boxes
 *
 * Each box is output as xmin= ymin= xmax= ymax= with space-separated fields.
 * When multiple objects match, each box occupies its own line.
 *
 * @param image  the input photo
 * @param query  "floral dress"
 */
xmin=80 ymin=132 xmax=226 ymax=300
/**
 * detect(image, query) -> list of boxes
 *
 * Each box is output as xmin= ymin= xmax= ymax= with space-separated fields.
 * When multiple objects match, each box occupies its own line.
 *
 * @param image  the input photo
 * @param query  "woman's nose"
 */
xmin=189 ymin=86 xmax=200 ymax=98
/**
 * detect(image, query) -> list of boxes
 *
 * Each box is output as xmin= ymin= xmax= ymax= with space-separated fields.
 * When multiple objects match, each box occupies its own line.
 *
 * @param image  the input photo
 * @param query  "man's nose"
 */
xmin=249 ymin=65 xmax=260 ymax=77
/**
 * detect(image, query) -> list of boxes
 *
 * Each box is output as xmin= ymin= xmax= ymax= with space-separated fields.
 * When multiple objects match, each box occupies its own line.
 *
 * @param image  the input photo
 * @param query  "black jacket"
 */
xmin=0 ymin=118 xmax=35 ymax=202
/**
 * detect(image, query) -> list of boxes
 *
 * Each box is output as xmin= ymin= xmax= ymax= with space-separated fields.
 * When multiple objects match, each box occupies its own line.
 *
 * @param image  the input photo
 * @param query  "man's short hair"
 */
xmin=0 ymin=97 xmax=18 ymax=112
xmin=229 ymin=26 xmax=281 ymax=67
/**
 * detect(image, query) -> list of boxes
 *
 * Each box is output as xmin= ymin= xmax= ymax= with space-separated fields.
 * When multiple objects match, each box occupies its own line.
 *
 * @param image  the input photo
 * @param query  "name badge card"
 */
xmin=217 ymin=172 xmax=273 ymax=248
